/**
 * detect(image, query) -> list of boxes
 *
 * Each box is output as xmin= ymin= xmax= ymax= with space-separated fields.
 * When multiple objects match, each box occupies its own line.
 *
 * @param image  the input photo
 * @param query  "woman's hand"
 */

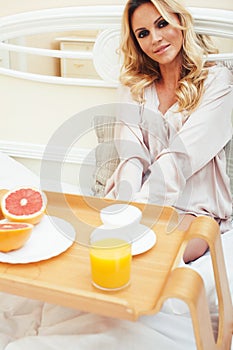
xmin=178 ymin=214 xmax=209 ymax=263
xmin=183 ymin=238 xmax=209 ymax=263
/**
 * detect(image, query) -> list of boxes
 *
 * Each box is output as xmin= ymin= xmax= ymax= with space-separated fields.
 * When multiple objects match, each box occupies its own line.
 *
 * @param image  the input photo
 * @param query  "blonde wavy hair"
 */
xmin=120 ymin=0 xmax=218 ymax=113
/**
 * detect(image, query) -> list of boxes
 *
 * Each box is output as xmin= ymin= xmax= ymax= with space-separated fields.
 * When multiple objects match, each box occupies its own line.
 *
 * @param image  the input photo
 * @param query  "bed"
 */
xmin=0 ymin=5 xmax=232 ymax=350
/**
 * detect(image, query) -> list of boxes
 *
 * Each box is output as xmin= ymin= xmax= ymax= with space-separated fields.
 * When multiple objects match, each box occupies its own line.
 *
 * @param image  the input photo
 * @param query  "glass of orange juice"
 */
xmin=89 ymin=228 xmax=132 ymax=291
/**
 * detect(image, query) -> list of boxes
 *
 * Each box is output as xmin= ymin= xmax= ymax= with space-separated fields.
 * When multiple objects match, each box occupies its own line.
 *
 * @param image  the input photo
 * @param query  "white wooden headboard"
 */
xmin=0 ymin=6 xmax=232 ymax=86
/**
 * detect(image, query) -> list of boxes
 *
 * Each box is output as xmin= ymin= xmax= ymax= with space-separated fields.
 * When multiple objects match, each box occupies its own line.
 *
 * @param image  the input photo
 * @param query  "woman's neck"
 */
xmin=159 ymin=62 xmax=181 ymax=88
xmin=156 ymin=63 xmax=182 ymax=115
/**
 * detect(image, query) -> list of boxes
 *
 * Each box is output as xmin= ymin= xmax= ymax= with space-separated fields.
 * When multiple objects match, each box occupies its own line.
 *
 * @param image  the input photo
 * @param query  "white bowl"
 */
xmin=100 ymin=204 xmax=142 ymax=228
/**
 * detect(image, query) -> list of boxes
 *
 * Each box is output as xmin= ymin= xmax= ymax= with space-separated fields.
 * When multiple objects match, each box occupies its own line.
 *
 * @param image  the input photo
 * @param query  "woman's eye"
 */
xmin=138 ymin=29 xmax=149 ymax=39
xmin=158 ymin=19 xmax=169 ymax=28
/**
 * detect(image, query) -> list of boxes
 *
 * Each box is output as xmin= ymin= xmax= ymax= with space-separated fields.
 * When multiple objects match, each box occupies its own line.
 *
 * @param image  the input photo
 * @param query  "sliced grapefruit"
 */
xmin=1 ymin=187 xmax=47 ymax=225
xmin=0 ymin=222 xmax=33 ymax=252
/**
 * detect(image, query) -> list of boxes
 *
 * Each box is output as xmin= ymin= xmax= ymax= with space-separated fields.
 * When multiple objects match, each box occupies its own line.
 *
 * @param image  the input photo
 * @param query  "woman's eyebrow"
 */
xmin=134 ymin=15 xmax=163 ymax=33
xmin=154 ymin=15 xmax=163 ymax=25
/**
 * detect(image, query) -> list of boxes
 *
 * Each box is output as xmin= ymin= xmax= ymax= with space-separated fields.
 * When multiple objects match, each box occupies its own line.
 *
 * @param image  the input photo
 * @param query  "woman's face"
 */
xmin=131 ymin=2 xmax=183 ymax=67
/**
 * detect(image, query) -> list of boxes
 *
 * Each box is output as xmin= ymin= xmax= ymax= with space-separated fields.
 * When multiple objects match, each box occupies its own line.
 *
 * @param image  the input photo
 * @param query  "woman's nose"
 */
xmin=151 ymin=29 xmax=162 ymax=43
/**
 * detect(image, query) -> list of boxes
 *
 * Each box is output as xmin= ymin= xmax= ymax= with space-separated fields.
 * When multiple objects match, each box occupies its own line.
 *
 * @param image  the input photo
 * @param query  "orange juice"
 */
xmin=90 ymin=238 xmax=131 ymax=290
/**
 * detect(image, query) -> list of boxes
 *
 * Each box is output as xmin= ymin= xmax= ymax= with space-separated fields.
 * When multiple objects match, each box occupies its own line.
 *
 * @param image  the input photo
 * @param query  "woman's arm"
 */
xmin=105 ymin=86 xmax=151 ymax=199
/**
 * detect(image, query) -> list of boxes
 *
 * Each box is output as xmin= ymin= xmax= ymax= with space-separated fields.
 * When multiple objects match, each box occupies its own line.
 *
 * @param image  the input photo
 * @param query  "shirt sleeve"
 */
xmin=104 ymin=85 xmax=150 ymax=198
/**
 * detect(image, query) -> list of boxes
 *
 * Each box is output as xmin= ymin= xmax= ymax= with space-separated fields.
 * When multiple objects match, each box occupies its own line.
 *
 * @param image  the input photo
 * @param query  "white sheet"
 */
xmin=0 ymin=151 xmax=232 ymax=350
xmin=0 ymin=293 xmax=197 ymax=350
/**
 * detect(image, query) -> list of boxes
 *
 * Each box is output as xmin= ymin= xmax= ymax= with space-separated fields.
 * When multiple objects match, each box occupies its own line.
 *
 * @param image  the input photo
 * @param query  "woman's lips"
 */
xmin=154 ymin=44 xmax=170 ymax=54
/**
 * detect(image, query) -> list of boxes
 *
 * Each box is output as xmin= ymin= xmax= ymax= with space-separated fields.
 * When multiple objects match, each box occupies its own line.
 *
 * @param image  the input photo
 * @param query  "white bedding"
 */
xmin=0 ymin=151 xmax=232 ymax=350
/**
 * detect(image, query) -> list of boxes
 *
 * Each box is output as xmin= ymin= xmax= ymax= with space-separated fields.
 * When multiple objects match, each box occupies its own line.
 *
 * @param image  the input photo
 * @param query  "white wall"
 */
xmin=0 ymin=73 xmax=117 ymax=186
xmin=0 ymin=75 xmax=116 ymax=145
xmin=184 ymin=0 xmax=232 ymax=10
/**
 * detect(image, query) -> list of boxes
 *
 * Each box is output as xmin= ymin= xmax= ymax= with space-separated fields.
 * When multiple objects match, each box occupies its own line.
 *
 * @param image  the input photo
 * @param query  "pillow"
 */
xmin=92 ymin=115 xmax=119 ymax=197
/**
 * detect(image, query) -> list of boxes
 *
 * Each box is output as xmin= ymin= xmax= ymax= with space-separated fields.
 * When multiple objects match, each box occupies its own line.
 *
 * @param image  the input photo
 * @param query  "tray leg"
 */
xmin=186 ymin=216 xmax=233 ymax=349
xmin=156 ymin=216 xmax=233 ymax=350
xmin=158 ymin=267 xmax=217 ymax=350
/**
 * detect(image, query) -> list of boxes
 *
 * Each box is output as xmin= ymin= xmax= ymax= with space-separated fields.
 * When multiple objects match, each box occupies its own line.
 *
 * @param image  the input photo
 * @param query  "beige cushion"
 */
xmin=92 ymin=116 xmax=119 ymax=197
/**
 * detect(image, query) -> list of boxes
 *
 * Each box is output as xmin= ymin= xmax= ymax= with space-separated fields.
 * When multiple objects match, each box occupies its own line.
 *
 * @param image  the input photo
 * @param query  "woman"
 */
xmin=105 ymin=0 xmax=233 ymax=262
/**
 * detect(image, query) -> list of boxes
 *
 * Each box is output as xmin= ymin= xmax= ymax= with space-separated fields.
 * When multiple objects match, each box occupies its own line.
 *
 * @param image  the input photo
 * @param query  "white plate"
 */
xmin=131 ymin=225 xmax=156 ymax=256
xmin=91 ymin=224 xmax=156 ymax=256
xmin=0 ymin=215 xmax=76 ymax=264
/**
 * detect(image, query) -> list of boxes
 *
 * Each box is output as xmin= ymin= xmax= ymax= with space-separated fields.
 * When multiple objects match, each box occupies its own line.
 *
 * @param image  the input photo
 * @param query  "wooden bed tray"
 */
xmin=0 ymin=191 xmax=232 ymax=350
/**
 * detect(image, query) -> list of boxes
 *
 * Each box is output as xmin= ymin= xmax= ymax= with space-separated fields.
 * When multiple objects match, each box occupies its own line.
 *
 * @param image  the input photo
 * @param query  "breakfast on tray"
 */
xmin=0 ymin=187 xmax=47 ymax=252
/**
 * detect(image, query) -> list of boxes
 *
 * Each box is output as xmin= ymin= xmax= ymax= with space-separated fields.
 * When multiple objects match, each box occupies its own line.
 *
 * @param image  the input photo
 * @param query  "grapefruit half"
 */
xmin=1 ymin=188 xmax=47 ymax=225
xmin=0 ymin=222 xmax=33 ymax=252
